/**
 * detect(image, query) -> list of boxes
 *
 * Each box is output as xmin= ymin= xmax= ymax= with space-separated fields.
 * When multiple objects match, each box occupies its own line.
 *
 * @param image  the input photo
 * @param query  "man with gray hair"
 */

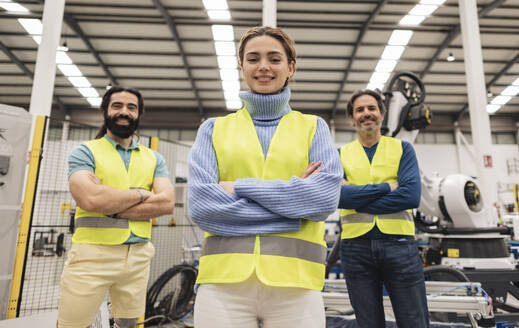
xmin=337 ymin=89 xmax=428 ymax=327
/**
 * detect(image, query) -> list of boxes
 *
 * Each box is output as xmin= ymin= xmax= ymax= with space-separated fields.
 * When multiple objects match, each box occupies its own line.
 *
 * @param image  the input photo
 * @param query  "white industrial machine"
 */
xmin=383 ymin=72 xmax=516 ymax=271
xmin=0 ymin=104 xmax=32 ymax=320
xmin=382 ymin=72 xmax=519 ymax=324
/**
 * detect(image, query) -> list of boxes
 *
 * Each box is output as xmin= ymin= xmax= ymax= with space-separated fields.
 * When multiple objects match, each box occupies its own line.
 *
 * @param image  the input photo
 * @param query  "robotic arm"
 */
xmin=382 ymin=72 xmax=498 ymax=231
xmin=382 ymin=71 xmax=431 ymax=144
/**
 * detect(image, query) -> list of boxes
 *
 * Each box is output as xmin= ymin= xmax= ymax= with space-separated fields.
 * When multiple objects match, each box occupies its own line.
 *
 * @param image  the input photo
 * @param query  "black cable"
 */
xmin=423 ymin=265 xmax=470 ymax=283
xmin=325 ymin=234 xmax=341 ymax=278
xmin=145 ymin=264 xmax=198 ymax=326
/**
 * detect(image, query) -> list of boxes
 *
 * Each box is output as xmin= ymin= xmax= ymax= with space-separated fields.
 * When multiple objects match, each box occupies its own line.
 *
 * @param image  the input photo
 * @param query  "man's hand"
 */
xmin=389 ymin=182 xmax=398 ymax=191
xmin=341 ymin=179 xmax=349 ymax=185
xmin=301 ymin=161 xmax=323 ymax=178
xmin=219 ymin=181 xmax=235 ymax=194
xmin=117 ymin=177 xmax=174 ymax=220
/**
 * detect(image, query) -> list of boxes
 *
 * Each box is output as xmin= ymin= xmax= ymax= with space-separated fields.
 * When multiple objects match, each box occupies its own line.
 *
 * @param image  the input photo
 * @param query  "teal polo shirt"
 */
xmin=68 ymin=135 xmax=169 ymax=243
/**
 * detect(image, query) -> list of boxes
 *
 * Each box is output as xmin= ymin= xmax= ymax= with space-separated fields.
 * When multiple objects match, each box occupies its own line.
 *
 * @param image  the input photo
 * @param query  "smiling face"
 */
xmin=104 ymin=91 xmax=140 ymax=139
xmin=241 ymin=35 xmax=295 ymax=94
xmin=350 ymin=94 xmax=385 ymax=136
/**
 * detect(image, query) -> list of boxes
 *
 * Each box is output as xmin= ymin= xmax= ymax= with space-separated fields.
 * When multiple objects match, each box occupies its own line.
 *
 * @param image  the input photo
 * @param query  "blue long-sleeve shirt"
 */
xmin=338 ymin=140 xmax=420 ymax=239
xmin=188 ymin=88 xmax=342 ymax=236
xmin=338 ymin=140 xmax=421 ymax=214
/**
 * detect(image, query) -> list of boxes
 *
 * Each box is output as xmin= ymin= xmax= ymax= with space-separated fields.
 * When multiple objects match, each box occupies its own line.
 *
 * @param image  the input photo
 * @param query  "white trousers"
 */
xmin=194 ymin=273 xmax=325 ymax=328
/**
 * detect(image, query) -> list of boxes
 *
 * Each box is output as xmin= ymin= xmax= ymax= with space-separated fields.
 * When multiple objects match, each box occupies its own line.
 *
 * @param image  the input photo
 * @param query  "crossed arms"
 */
xmin=187 ymin=117 xmax=342 ymax=236
xmin=338 ymin=141 xmax=421 ymax=214
xmin=69 ymin=170 xmax=174 ymax=220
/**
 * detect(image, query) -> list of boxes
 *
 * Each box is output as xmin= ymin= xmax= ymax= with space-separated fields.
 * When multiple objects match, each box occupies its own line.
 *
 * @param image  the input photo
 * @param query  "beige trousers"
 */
xmin=57 ymin=242 xmax=155 ymax=328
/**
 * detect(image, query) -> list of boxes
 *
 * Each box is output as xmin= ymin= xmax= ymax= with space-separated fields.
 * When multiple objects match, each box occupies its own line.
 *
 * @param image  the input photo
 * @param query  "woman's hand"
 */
xmin=301 ymin=161 xmax=324 ymax=179
xmin=219 ymin=181 xmax=235 ymax=194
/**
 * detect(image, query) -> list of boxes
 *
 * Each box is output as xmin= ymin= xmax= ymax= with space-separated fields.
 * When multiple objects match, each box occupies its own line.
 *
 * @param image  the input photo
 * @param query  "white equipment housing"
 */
xmin=383 ymin=74 xmax=516 ymax=271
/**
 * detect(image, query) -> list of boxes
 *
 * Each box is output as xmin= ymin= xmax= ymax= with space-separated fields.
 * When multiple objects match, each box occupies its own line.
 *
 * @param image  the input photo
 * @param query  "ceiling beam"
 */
xmin=455 ymin=51 xmax=519 ymax=120
xmin=151 ymin=0 xmax=204 ymax=117
xmin=62 ymin=14 xmax=118 ymax=86
xmin=33 ymin=0 xmax=118 ymax=86
xmin=19 ymin=2 xmax=519 ymax=18
xmin=330 ymin=0 xmax=389 ymax=119
xmin=419 ymin=0 xmax=507 ymax=78
xmin=5 ymin=13 xmax=519 ymax=34
xmin=0 ymin=39 xmax=66 ymax=112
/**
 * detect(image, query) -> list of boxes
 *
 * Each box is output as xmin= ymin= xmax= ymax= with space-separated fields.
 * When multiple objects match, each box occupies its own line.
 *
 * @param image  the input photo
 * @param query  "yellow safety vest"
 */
xmin=197 ymin=108 xmax=327 ymax=290
xmin=340 ymin=136 xmax=414 ymax=239
xmin=72 ymin=137 xmax=156 ymax=245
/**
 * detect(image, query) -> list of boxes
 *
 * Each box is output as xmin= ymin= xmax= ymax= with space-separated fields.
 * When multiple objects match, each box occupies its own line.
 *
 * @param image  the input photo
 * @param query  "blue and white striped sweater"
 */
xmin=187 ymin=88 xmax=342 ymax=236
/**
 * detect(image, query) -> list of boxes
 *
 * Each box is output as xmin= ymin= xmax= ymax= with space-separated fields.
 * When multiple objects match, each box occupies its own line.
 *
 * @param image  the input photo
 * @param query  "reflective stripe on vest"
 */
xmin=198 ymin=108 xmax=326 ymax=290
xmin=340 ymin=213 xmax=373 ymax=224
xmin=340 ymin=136 xmax=414 ymax=238
xmin=340 ymin=211 xmax=413 ymax=225
xmin=202 ymin=236 xmax=255 ymax=256
xmin=202 ymin=235 xmax=327 ymax=265
xmin=260 ymin=236 xmax=327 ymax=264
xmin=72 ymin=137 xmax=156 ymax=245
xmin=75 ymin=217 xmax=129 ymax=229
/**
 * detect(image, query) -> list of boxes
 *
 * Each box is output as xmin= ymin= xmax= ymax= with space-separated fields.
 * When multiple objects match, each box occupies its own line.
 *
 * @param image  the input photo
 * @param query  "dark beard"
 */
xmin=104 ymin=113 xmax=139 ymax=139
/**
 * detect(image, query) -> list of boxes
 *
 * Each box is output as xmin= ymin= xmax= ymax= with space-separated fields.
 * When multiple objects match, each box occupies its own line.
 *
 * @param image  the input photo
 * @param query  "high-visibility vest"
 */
xmin=197 ymin=108 xmax=327 ymax=290
xmin=340 ymin=136 xmax=414 ymax=239
xmin=72 ymin=137 xmax=156 ymax=245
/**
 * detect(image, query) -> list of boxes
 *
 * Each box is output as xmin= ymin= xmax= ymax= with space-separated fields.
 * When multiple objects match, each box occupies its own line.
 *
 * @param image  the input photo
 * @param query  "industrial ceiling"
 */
xmin=0 ymin=0 xmax=518 ymax=132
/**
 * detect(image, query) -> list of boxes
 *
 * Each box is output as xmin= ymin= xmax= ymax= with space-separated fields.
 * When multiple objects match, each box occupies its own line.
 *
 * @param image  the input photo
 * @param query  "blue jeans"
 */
xmin=340 ymin=237 xmax=429 ymax=328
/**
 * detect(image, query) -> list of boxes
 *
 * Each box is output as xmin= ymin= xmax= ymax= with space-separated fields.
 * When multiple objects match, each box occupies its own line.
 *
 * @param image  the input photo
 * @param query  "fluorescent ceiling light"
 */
xmin=57 ymin=64 xmax=82 ymax=76
xmin=486 ymin=104 xmax=501 ymax=114
xmin=215 ymin=41 xmax=236 ymax=56
xmin=77 ymin=87 xmax=99 ymax=98
xmin=370 ymin=72 xmax=391 ymax=84
xmin=67 ymin=76 xmax=91 ymax=88
xmin=217 ymin=56 xmax=238 ymax=68
xmin=203 ymin=0 xmax=228 ymax=10
xmin=512 ymin=77 xmax=519 ymax=86
xmin=420 ymin=0 xmax=446 ymax=4
xmin=388 ymin=30 xmax=414 ymax=46
xmin=31 ymin=35 xmax=41 ymax=44
xmin=207 ymin=10 xmax=231 ymax=20
xmin=446 ymin=53 xmax=455 ymax=62
xmin=226 ymin=100 xmax=242 ymax=110
xmin=409 ymin=4 xmax=438 ymax=16
xmin=219 ymin=68 xmax=239 ymax=81
xmin=56 ymin=51 xmax=72 ymax=64
xmin=501 ymin=86 xmax=519 ymax=96
xmin=57 ymin=44 xmax=69 ymax=52
xmin=87 ymin=97 xmax=102 ymax=107
xmin=381 ymin=45 xmax=405 ymax=60
xmin=212 ymin=25 xmax=234 ymax=41
xmin=222 ymin=80 xmax=241 ymax=92
xmin=490 ymin=95 xmax=512 ymax=105
xmin=0 ymin=2 xmax=29 ymax=13
xmin=224 ymin=90 xmax=240 ymax=100
xmin=18 ymin=18 xmax=42 ymax=35
xmin=399 ymin=15 xmax=426 ymax=26
xmin=366 ymin=82 xmax=385 ymax=91
xmin=375 ymin=59 xmax=398 ymax=73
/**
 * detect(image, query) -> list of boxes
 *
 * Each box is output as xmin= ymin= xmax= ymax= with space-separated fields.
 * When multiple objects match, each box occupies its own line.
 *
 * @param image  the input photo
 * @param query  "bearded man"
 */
xmin=57 ymin=86 xmax=174 ymax=328
xmin=337 ymin=89 xmax=429 ymax=328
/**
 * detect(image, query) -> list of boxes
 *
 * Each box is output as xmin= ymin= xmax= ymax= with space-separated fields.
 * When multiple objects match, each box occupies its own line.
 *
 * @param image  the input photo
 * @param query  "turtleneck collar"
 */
xmin=240 ymin=87 xmax=291 ymax=120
